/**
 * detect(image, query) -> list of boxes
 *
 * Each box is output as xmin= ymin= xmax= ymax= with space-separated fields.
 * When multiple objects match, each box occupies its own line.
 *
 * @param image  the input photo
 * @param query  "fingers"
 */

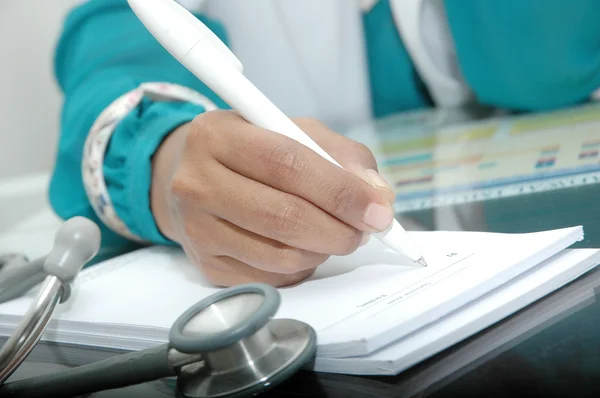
xmin=217 ymin=218 xmax=331 ymax=273
xmin=192 ymin=111 xmax=394 ymax=234
xmin=292 ymin=118 xmax=379 ymax=171
xmin=179 ymin=237 xmax=314 ymax=287
xmin=293 ymin=117 xmax=396 ymax=203
xmin=171 ymin=159 xmax=364 ymax=256
xmin=182 ymin=212 xmax=331 ymax=274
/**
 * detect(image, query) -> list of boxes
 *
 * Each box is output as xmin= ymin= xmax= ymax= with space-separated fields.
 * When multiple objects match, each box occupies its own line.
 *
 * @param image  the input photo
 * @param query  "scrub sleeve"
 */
xmin=443 ymin=0 xmax=600 ymax=111
xmin=49 ymin=0 xmax=229 ymax=254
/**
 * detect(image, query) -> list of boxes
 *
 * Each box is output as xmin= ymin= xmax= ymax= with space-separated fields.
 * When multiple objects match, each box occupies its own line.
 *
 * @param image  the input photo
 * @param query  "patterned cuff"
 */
xmin=82 ymin=82 xmax=218 ymax=242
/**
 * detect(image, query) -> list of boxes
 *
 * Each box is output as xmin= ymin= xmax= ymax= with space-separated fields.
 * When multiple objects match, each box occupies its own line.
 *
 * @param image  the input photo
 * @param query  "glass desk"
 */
xmin=7 ymin=104 xmax=600 ymax=397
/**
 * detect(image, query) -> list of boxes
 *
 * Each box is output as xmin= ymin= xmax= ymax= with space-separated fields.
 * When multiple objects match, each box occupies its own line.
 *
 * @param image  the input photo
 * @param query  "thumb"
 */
xmin=337 ymin=152 xmax=395 ymax=200
xmin=293 ymin=118 xmax=396 ymax=202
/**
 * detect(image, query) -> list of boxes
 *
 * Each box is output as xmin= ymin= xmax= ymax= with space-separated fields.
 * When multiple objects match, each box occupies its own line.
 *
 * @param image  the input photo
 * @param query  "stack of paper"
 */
xmin=0 ymin=225 xmax=598 ymax=376
xmin=311 ymin=253 xmax=600 ymax=398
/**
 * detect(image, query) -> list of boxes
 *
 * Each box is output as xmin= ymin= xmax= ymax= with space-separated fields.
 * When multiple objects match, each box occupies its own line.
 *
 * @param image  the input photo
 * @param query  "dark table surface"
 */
xmin=7 ymin=104 xmax=600 ymax=397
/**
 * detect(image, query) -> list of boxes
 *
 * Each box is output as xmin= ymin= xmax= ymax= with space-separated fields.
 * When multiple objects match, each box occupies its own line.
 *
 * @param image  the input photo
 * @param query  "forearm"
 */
xmin=150 ymin=122 xmax=190 ymax=243
xmin=50 ymin=0 xmax=228 ymax=249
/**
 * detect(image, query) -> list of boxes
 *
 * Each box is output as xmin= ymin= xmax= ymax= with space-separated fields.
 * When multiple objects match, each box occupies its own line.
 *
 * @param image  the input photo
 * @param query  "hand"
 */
xmin=151 ymin=110 xmax=396 ymax=287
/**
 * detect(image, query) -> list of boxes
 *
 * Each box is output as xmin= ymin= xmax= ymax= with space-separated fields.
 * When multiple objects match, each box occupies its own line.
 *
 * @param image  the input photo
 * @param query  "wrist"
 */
xmin=151 ymin=122 xmax=190 ymax=242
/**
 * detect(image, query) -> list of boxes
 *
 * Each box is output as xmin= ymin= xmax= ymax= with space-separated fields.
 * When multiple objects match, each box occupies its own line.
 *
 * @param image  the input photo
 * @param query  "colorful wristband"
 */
xmin=82 ymin=82 xmax=217 ymax=242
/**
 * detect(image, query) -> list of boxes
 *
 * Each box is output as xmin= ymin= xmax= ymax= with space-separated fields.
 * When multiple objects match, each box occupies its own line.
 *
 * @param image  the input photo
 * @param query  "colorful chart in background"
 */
xmin=362 ymin=103 xmax=600 ymax=211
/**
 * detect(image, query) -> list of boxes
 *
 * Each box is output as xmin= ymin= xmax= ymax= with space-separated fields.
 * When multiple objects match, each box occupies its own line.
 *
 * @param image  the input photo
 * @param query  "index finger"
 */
xmin=196 ymin=111 xmax=395 ymax=233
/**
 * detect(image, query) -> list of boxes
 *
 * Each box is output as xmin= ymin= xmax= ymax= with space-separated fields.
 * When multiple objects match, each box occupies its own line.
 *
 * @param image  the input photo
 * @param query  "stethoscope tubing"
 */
xmin=0 ymin=257 xmax=46 ymax=305
xmin=0 ymin=343 xmax=178 ymax=397
xmin=0 ymin=276 xmax=62 ymax=385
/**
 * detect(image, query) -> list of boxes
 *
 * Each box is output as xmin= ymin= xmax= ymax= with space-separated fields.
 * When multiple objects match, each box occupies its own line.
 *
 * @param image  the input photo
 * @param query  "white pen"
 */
xmin=127 ymin=0 xmax=427 ymax=267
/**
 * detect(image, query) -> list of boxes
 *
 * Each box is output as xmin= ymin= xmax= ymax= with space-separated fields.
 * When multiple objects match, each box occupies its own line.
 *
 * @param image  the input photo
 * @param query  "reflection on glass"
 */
xmin=345 ymin=104 xmax=600 ymax=248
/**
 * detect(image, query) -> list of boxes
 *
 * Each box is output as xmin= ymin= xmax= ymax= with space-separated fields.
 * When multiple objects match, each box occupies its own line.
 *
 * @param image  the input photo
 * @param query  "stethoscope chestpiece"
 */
xmin=169 ymin=283 xmax=317 ymax=398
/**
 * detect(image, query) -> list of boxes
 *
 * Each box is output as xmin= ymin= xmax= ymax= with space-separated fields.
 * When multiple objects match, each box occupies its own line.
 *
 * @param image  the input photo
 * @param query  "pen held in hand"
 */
xmin=127 ymin=0 xmax=427 ymax=266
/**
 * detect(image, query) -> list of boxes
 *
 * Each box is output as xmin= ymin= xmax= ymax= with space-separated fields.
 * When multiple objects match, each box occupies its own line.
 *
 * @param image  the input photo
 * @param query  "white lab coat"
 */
xmin=176 ymin=0 xmax=469 ymax=129
xmin=173 ymin=0 xmax=471 ymax=126
xmin=200 ymin=0 xmax=374 ymax=129
xmin=75 ymin=0 xmax=468 ymax=128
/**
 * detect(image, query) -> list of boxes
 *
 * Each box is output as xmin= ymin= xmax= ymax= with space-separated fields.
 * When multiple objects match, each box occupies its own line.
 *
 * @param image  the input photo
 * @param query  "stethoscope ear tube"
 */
xmin=0 ymin=217 xmax=102 ymax=393
xmin=0 ymin=257 xmax=45 ymax=305
xmin=0 ymin=276 xmax=63 ymax=386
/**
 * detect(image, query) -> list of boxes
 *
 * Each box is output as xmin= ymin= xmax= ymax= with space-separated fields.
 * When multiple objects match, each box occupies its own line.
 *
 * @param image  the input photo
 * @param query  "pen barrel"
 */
xmin=183 ymin=40 xmax=341 ymax=167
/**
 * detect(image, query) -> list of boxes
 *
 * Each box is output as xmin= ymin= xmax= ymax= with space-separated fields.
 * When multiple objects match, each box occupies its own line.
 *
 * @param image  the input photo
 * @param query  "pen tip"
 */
xmin=417 ymin=257 xmax=427 ymax=267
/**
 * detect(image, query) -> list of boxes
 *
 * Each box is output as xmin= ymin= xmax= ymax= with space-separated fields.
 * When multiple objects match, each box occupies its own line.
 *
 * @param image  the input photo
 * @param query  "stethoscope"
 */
xmin=0 ymin=217 xmax=317 ymax=397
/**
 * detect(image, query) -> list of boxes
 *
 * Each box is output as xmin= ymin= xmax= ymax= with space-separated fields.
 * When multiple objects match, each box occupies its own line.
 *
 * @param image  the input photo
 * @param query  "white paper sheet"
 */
xmin=0 ymin=226 xmax=584 ymax=359
xmin=314 ymin=248 xmax=600 ymax=375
